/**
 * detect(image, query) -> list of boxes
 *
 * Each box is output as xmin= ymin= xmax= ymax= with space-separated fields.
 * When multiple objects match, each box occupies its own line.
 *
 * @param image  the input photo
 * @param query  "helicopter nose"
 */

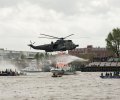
xmin=28 ymin=44 xmax=31 ymax=46
xmin=76 ymin=45 xmax=79 ymax=47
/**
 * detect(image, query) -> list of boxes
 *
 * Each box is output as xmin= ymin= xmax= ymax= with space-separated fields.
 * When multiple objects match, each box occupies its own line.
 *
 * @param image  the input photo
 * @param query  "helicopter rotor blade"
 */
xmin=38 ymin=37 xmax=57 ymax=39
xmin=40 ymin=34 xmax=60 ymax=39
xmin=63 ymin=34 xmax=74 ymax=39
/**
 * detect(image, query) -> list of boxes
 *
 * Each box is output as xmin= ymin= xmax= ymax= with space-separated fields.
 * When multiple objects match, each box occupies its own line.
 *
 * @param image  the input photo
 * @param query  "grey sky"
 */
xmin=0 ymin=0 xmax=120 ymax=51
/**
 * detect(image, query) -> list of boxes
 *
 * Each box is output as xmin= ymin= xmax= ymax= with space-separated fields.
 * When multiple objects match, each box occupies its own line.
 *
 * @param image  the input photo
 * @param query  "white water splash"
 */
xmin=52 ymin=54 xmax=88 ymax=64
xmin=0 ymin=60 xmax=18 ymax=71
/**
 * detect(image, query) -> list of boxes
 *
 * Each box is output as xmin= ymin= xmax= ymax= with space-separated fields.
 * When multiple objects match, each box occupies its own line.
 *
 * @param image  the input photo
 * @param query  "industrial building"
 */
xmin=68 ymin=45 xmax=113 ymax=61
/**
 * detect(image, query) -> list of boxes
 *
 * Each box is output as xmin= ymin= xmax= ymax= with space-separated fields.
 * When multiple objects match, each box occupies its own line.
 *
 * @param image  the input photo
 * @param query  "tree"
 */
xmin=34 ymin=53 xmax=40 ymax=68
xmin=105 ymin=28 xmax=120 ymax=57
xmin=44 ymin=52 xmax=49 ymax=59
xmin=34 ymin=53 xmax=40 ymax=60
xmin=39 ymin=53 xmax=44 ymax=60
xmin=21 ymin=54 xmax=26 ymax=60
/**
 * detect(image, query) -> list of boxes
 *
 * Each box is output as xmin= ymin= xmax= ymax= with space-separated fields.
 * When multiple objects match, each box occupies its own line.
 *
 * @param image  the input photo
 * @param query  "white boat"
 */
xmin=51 ymin=67 xmax=64 ymax=75
xmin=63 ymin=67 xmax=76 ymax=75
xmin=50 ymin=65 xmax=76 ymax=75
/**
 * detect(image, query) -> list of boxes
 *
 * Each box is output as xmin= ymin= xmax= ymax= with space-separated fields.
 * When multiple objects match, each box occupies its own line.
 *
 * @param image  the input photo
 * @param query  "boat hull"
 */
xmin=50 ymin=68 xmax=76 ymax=75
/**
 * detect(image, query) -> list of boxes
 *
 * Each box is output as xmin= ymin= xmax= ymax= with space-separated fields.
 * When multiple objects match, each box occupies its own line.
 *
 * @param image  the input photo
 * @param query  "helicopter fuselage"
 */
xmin=28 ymin=40 xmax=78 ymax=52
xmin=28 ymin=34 xmax=79 ymax=52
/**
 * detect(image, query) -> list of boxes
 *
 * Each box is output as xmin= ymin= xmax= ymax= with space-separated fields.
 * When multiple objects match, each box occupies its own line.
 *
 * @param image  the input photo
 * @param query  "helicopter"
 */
xmin=28 ymin=34 xmax=79 ymax=52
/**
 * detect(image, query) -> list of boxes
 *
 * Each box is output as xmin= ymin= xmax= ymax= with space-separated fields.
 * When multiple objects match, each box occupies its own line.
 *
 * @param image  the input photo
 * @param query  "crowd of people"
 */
xmin=100 ymin=72 xmax=120 ymax=78
xmin=0 ymin=69 xmax=19 ymax=76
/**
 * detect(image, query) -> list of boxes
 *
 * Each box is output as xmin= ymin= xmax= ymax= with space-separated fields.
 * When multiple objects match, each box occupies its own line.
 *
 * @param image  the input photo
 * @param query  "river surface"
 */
xmin=0 ymin=72 xmax=120 ymax=100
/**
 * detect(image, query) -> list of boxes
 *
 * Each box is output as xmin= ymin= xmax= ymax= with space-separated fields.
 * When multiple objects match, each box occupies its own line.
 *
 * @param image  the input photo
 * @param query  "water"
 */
xmin=51 ymin=54 xmax=88 ymax=64
xmin=0 ymin=72 xmax=120 ymax=100
xmin=41 ymin=54 xmax=88 ymax=71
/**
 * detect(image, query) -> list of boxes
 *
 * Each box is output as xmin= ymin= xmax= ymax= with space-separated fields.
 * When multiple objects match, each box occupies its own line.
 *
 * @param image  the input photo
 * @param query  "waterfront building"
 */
xmin=68 ymin=45 xmax=114 ymax=61
xmin=0 ymin=48 xmax=39 ymax=60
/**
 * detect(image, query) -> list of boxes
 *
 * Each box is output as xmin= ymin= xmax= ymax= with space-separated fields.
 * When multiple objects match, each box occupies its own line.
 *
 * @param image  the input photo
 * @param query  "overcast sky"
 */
xmin=0 ymin=0 xmax=120 ymax=51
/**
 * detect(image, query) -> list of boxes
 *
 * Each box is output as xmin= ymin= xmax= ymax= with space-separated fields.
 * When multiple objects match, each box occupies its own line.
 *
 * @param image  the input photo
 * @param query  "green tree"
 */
xmin=45 ymin=52 xmax=49 ymax=58
xmin=34 ymin=53 xmax=40 ymax=68
xmin=39 ymin=53 xmax=44 ymax=60
xmin=21 ymin=54 xmax=26 ymax=60
xmin=34 ymin=53 xmax=40 ymax=60
xmin=105 ymin=28 xmax=120 ymax=57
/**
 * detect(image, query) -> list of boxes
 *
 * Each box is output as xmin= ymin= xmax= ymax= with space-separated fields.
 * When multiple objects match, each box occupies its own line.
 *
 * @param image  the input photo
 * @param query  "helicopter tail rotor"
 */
xmin=30 ymin=40 xmax=35 ymax=44
xmin=28 ymin=40 xmax=35 ymax=49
